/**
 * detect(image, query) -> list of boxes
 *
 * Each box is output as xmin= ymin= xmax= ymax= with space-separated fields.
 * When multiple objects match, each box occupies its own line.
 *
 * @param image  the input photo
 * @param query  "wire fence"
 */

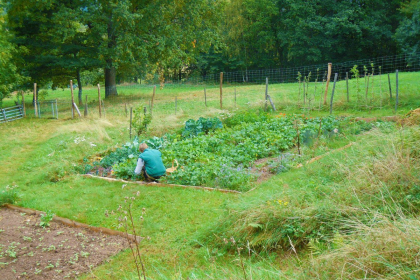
xmin=2 ymin=52 xmax=420 ymax=122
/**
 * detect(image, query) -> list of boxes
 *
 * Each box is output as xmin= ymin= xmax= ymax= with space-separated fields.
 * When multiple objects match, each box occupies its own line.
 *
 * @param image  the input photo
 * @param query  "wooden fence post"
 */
xmin=346 ymin=72 xmax=349 ymax=102
xmin=175 ymin=96 xmax=177 ymax=115
xmin=70 ymin=80 xmax=75 ymax=119
xmin=323 ymin=63 xmax=332 ymax=105
xmin=234 ymin=87 xmax=237 ymax=107
xmin=265 ymin=77 xmax=268 ymax=111
xmin=21 ymin=92 xmax=26 ymax=117
xmin=220 ymin=72 xmax=223 ymax=109
xmin=34 ymin=83 xmax=38 ymax=117
xmin=97 ymin=84 xmax=102 ymax=118
xmin=330 ymin=73 xmax=338 ymax=115
xmin=388 ymin=73 xmax=392 ymax=99
xmin=151 ymin=85 xmax=156 ymax=114
xmin=55 ymin=99 xmax=58 ymax=119
xmin=84 ymin=95 xmax=88 ymax=117
xmin=395 ymin=70 xmax=399 ymax=114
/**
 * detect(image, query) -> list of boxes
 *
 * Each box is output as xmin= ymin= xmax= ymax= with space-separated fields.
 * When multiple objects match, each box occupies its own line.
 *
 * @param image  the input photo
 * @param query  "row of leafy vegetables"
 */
xmin=83 ymin=111 xmax=375 ymax=191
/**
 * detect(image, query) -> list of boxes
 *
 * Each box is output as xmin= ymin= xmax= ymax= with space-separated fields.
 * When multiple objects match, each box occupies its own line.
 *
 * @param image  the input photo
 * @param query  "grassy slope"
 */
xmin=0 ymin=72 xmax=419 ymax=279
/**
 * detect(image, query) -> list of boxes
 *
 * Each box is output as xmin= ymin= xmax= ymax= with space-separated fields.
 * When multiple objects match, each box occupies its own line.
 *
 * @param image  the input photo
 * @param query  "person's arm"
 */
xmin=134 ymin=158 xmax=144 ymax=175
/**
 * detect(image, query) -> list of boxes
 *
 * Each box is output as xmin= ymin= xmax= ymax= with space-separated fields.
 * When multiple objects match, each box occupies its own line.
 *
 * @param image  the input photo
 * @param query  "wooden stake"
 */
xmin=129 ymin=107 xmax=133 ymax=140
xmin=346 ymin=72 xmax=349 ymax=102
xmin=34 ymin=83 xmax=38 ymax=117
xmin=388 ymin=73 xmax=392 ymax=99
xmin=365 ymin=74 xmax=370 ymax=102
xmin=21 ymin=92 xmax=26 ymax=117
xmin=234 ymin=87 xmax=237 ymax=107
xmin=55 ymin=99 xmax=58 ymax=119
xmin=125 ymin=103 xmax=128 ymax=117
xmin=330 ymin=73 xmax=338 ymax=115
xmin=204 ymin=88 xmax=207 ymax=107
xmin=323 ymin=63 xmax=332 ymax=105
xmin=175 ymin=96 xmax=177 ymax=115
xmin=84 ymin=95 xmax=88 ymax=117
xmin=70 ymin=80 xmax=75 ymax=118
xmin=151 ymin=86 xmax=156 ymax=114
xmin=265 ymin=77 xmax=268 ymax=111
xmin=220 ymin=72 xmax=223 ymax=109
xmin=395 ymin=70 xmax=399 ymax=114
xmin=97 ymin=84 xmax=102 ymax=118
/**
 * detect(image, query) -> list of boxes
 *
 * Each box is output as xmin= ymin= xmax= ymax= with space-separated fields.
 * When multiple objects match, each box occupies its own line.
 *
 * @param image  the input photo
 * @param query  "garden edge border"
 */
xmin=3 ymin=204 xmax=141 ymax=243
xmin=80 ymin=174 xmax=242 ymax=194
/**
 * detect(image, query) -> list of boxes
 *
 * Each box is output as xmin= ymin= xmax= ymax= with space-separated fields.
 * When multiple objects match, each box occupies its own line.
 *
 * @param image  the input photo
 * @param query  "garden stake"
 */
xmin=204 ymin=88 xmax=207 ymax=107
xmin=175 ymin=96 xmax=177 ymax=115
xmin=125 ymin=103 xmax=128 ymax=117
xmin=323 ymin=63 xmax=332 ymax=105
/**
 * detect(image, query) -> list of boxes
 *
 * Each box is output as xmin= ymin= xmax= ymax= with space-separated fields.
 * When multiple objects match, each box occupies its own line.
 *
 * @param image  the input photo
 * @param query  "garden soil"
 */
xmin=0 ymin=207 xmax=128 ymax=279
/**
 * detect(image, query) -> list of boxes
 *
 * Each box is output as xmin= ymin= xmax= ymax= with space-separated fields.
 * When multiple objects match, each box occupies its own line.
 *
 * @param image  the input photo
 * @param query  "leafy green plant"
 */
xmin=39 ymin=210 xmax=55 ymax=228
xmin=132 ymin=105 xmax=152 ymax=136
xmin=182 ymin=117 xmax=223 ymax=138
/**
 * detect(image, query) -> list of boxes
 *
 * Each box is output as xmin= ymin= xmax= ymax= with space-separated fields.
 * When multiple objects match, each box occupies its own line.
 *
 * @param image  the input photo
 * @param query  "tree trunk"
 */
xmin=105 ymin=62 xmax=118 ymax=98
xmin=77 ymin=69 xmax=83 ymax=106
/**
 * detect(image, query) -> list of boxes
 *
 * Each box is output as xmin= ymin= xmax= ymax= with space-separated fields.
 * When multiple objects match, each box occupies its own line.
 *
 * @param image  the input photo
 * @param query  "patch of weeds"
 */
xmin=39 ymin=210 xmax=55 ymax=228
xmin=0 ymin=185 xmax=19 ymax=206
xmin=27 ymin=251 xmax=34 ymax=257
xmin=34 ymin=268 xmax=42 ymax=275
xmin=268 ymin=153 xmax=294 ymax=174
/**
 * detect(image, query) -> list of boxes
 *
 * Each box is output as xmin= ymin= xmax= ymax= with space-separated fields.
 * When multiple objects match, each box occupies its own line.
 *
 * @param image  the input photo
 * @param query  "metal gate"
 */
xmin=0 ymin=105 xmax=24 ymax=123
xmin=36 ymin=100 xmax=58 ymax=119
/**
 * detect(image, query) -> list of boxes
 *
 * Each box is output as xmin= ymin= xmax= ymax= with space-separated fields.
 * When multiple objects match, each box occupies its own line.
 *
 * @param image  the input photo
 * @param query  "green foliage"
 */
xmin=99 ymin=138 xmax=139 ymax=168
xmin=39 ymin=210 xmax=55 ymax=228
xmin=132 ymin=106 xmax=152 ymax=136
xmin=101 ymin=113 xmax=362 ymax=191
xmin=182 ymin=117 xmax=223 ymax=138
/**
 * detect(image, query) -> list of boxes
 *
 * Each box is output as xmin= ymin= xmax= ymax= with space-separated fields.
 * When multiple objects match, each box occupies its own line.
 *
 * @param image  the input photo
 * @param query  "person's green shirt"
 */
xmin=137 ymin=148 xmax=166 ymax=177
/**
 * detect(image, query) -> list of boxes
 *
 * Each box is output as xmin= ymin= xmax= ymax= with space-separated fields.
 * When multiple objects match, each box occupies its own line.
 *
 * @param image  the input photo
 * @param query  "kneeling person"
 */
xmin=134 ymin=143 xmax=166 ymax=182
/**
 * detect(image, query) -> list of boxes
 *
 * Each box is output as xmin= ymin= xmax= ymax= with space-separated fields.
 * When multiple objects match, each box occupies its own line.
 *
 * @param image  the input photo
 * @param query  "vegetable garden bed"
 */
xmin=81 ymin=111 xmax=379 ymax=191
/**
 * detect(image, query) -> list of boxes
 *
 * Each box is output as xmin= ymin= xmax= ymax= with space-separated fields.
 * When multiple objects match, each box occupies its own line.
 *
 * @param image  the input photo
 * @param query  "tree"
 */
xmin=0 ymin=3 xmax=26 ymax=107
xmin=395 ymin=0 xmax=420 ymax=60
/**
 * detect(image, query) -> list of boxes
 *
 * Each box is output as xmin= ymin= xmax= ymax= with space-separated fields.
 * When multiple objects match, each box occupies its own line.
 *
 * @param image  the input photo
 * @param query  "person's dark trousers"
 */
xmin=141 ymin=167 xmax=162 ymax=182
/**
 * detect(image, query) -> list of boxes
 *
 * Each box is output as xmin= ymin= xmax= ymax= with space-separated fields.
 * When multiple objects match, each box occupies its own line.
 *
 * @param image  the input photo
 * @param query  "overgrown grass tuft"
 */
xmin=0 ymin=185 xmax=19 ymax=206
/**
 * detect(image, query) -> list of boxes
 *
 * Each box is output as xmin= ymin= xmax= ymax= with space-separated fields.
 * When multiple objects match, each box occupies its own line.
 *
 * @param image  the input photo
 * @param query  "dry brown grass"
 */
xmin=306 ymin=216 xmax=420 ymax=279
